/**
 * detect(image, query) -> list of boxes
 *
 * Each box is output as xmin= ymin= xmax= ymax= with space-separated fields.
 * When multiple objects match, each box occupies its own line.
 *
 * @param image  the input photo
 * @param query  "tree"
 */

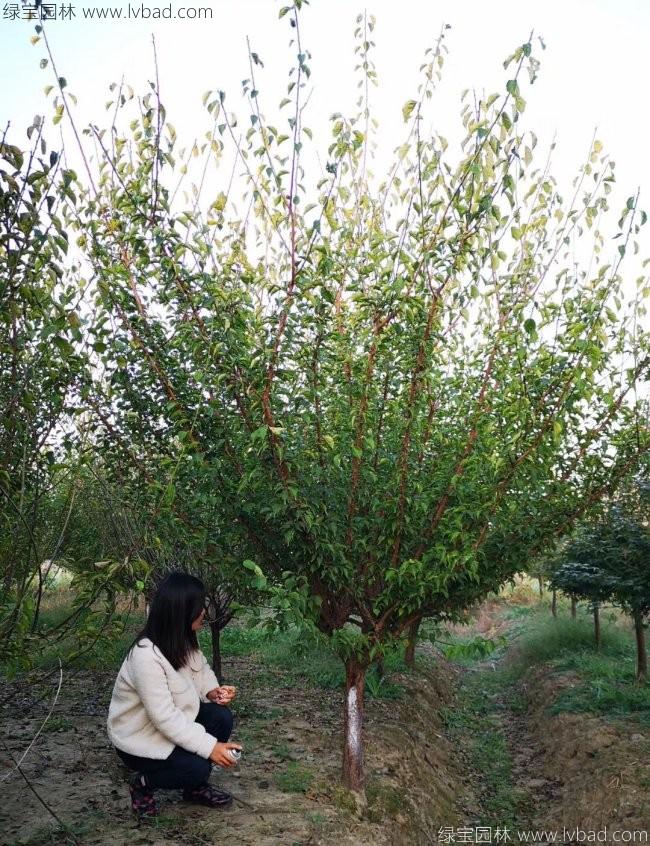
xmin=549 ymin=474 xmax=649 ymax=679
xmin=530 ymin=543 xmax=570 ymax=617
xmin=603 ymin=499 xmax=650 ymax=682
xmin=0 ymin=122 xmax=87 ymax=655
xmin=36 ymin=2 xmax=650 ymax=798
xmin=577 ymin=478 xmax=648 ymax=681
xmin=549 ymin=554 xmax=613 ymax=648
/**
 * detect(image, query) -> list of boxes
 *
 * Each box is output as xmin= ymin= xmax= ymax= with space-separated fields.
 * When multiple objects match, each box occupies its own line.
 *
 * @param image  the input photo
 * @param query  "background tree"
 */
xmin=529 ymin=543 xmax=568 ymax=617
xmin=548 ymin=554 xmax=613 ymax=648
xmin=601 ymin=478 xmax=650 ymax=681
xmin=0 ymin=122 xmax=88 ymax=656
xmin=552 ymin=476 xmax=649 ymax=681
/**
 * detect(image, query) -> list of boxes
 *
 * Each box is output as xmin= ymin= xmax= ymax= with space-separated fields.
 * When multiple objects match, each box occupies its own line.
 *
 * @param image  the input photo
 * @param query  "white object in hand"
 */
xmin=228 ymin=749 xmax=242 ymax=761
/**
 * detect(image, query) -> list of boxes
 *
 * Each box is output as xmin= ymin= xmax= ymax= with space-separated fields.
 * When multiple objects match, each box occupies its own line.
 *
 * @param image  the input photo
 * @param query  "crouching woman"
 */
xmin=106 ymin=572 xmax=243 ymax=818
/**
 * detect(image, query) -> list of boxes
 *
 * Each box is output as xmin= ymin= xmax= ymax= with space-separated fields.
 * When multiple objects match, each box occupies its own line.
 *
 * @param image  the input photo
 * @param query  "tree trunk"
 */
xmin=404 ymin=617 xmax=421 ymax=667
xmin=342 ymin=657 xmax=367 ymax=797
xmin=551 ymin=589 xmax=557 ymax=619
xmin=593 ymin=604 xmax=601 ymax=649
xmin=571 ymin=597 xmax=577 ymax=619
xmin=633 ymin=611 xmax=647 ymax=683
xmin=210 ymin=620 xmax=223 ymax=683
xmin=30 ymin=562 xmax=44 ymax=632
xmin=538 ymin=576 xmax=544 ymax=598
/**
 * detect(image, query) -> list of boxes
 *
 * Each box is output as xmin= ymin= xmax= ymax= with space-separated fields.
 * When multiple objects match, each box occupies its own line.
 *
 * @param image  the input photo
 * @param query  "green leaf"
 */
xmin=212 ymin=191 xmax=227 ymax=212
xmin=251 ymin=425 xmax=267 ymax=443
xmin=52 ymin=336 xmax=73 ymax=355
xmin=401 ymin=99 xmax=417 ymax=123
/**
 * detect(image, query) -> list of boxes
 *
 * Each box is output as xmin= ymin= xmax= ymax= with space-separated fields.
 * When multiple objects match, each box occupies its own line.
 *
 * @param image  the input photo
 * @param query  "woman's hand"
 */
xmin=207 ymin=685 xmax=236 ymax=705
xmin=209 ymin=741 xmax=243 ymax=768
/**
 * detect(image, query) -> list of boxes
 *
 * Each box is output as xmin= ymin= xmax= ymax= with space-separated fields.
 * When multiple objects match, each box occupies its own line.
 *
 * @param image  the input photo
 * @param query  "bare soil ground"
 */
xmin=517 ymin=666 xmax=649 ymax=833
xmin=1 ymin=593 xmax=647 ymax=845
xmin=0 ymin=647 xmax=470 ymax=846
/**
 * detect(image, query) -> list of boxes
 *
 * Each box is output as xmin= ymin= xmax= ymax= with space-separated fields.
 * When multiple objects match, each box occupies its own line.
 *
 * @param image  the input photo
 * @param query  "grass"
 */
xmin=306 ymin=811 xmax=329 ymax=827
xmin=2 ymin=590 xmax=409 ymax=708
xmin=1 ymin=601 xmax=146 ymax=677
xmin=439 ymin=667 xmax=518 ymax=828
xmin=274 ymin=760 xmax=314 ymax=793
xmin=501 ymin=609 xmax=650 ymax=726
xmin=505 ymin=611 xmax=630 ymax=674
xmin=434 ymin=598 xmax=649 ymax=826
xmin=3 ymin=810 xmax=107 ymax=846
xmin=42 ymin=715 xmax=73 ymax=733
xmin=502 ymin=603 xmax=537 ymax=621
xmin=365 ymin=780 xmax=405 ymax=821
xmin=201 ymin=619 xmax=408 ymax=699
xmin=272 ymin=741 xmax=300 ymax=761
xmin=549 ymin=674 xmax=650 ymax=726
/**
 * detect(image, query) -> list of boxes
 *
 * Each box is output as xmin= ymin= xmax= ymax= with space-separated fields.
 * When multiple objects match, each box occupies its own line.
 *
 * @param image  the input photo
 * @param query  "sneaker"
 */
xmin=129 ymin=773 xmax=159 ymax=818
xmin=182 ymin=782 xmax=233 ymax=808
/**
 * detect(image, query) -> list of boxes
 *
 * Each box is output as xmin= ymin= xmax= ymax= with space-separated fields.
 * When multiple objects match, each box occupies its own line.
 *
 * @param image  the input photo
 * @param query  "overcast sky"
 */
xmin=1 ymin=0 xmax=649 ymax=254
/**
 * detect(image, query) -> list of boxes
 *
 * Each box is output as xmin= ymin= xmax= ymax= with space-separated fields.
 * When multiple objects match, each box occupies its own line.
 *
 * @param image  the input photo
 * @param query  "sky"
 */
xmin=1 ymin=0 xmax=649 ymax=263
xmin=2 ymin=1 xmax=649 ymax=169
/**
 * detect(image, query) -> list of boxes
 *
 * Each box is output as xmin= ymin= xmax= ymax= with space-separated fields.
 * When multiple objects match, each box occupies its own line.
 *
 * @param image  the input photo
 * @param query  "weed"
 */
xmin=274 ymin=761 xmax=314 ymax=793
xmin=440 ymin=667 xmax=520 ymax=829
xmin=440 ymin=634 xmax=508 ymax=663
xmin=272 ymin=741 xmax=299 ymax=761
xmin=549 ymin=673 xmax=650 ymax=726
xmin=365 ymin=666 xmax=404 ymax=700
xmin=4 ymin=811 xmax=104 ymax=846
xmin=42 ymin=715 xmax=73 ymax=733
xmin=505 ymin=612 xmax=631 ymax=679
xmin=331 ymin=785 xmax=359 ymax=814
xmin=366 ymin=780 xmax=404 ymax=820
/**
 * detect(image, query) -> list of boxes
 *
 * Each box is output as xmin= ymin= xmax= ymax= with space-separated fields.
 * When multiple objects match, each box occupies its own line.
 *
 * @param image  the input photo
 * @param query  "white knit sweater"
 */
xmin=106 ymin=637 xmax=221 ymax=760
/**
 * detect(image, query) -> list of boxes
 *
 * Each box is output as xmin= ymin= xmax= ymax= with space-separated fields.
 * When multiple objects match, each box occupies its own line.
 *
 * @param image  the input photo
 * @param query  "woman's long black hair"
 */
xmin=126 ymin=571 xmax=206 ymax=670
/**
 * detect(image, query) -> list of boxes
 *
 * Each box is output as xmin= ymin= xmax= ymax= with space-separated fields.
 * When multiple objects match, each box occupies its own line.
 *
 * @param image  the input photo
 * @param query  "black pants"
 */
xmin=114 ymin=702 xmax=233 ymax=790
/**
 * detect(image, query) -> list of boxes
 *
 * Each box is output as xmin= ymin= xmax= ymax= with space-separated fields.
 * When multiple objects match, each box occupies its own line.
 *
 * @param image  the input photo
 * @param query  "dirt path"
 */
xmin=480 ymin=667 xmax=564 ymax=830
xmin=442 ymin=600 xmax=650 ymax=839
